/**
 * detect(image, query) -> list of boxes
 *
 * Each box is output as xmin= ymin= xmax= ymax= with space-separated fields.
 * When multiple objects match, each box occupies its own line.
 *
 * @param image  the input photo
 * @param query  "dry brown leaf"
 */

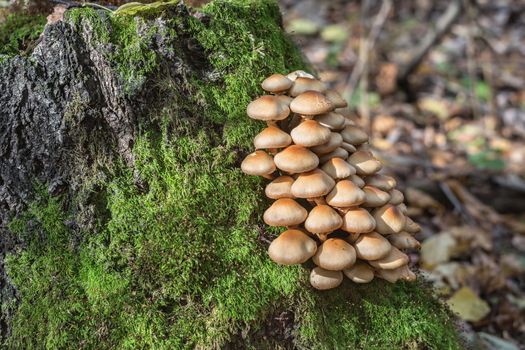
xmin=447 ymin=286 xmax=491 ymax=322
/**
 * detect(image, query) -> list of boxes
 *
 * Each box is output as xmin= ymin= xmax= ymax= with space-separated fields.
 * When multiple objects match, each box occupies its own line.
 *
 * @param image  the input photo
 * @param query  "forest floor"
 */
xmin=279 ymin=0 xmax=525 ymax=348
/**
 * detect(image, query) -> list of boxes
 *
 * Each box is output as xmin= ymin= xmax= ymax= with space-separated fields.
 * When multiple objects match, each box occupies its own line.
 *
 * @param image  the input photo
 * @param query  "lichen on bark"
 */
xmin=0 ymin=1 xmax=462 ymax=349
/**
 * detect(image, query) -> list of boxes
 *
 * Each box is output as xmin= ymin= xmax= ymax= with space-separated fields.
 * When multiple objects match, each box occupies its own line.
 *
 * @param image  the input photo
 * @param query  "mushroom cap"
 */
xmin=254 ymin=126 xmax=292 ymax=149
xmin=274 ymin=145 xmax=319 ymax=173
xmin=326 ymin=180 xmax=365 ymax=207
xmin=354 ymin=232 xmax=392 ymax=260
xmin=389 ymin=189 xmax=404 ymax=205
xmin=368 ymin=246 xmax=409 ymax=270
xmin=286 ymin=70 xmax=315 ymax=81
xmin=375 ymin=264 xmax=416 ymax=283
xmin=289 ymin=77 xmax=327 ymax=96
xmin=319 ymin=147 xmax=349 ymax=164
xmin=247 ymin=95 xmax=290 ymax=121
xmin=241 ymin=150 xmax=276 ymax=176
xmin=268 ymin=229 xmax=317 ymax=265
xmin=387 ymin=231 xmax=421 ymax=250
xmin=313 ymin=238 xmax=356 ymax=271
xmin=340 ymin=125 xmax=369 ymax=145
xmin=265 ymin=176 xmax=295 ymax=199
xmin=315 ymin=112 xmax=346 ymax=130
xmin=365 ymin=174 xmax=397 ymax=191
xmin=397 ymin=203 xmax=408 ymax=214
xmin=290 ymin=120 xmax=331 ymax=147
xmin=340 ymin=142 xmax=357 ymax=153
xmin=291 ymin=169 xmax=335 ymax=198
xmin=277 ymin=95 xmax=293 ymax=106
xmin=362 ymin=185 xmax=391 ymax=207
xmin=347 ymin=151 xmax=382 ymax=175
xmin=341 ymin=208 xmax=376 ymax=234
xmin=311 ymin=132 xmax=343 ymax=155
xmin=325 ymin=89 xmax=348 ymax=108
xmin=404 ymin=216 xmax=421 ymax=233
xmin=290 ymin=91 xmax=334 ymax=116
xmin=373 ymin=204 xmax=406 ymax=234
xmin=261 ymin=73 xmax=293 ymax=93
xmin=349 ymin=174 xmax=365 ymax=188
xmin=263 ymin=198 xmax=308 ymax=226
xmin=309 ymin=267 xmax=343 ymax=290
xmin=321 ymin=157 xmax=356 ymax=179
xmin=343 ymin=261 xmax=374 ymax=283
xmin=305 ymin=205 xmax=343 ymax=234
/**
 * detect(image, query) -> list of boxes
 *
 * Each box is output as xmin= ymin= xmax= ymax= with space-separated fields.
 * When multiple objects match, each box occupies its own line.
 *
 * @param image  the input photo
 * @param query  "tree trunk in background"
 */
xmin=0 ymin=1 xmax=462 ymax=348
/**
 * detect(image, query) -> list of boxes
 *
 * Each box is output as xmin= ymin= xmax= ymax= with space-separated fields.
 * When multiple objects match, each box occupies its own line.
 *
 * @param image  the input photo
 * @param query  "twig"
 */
xmin=439 ymin=181 xmax=476 ymax=225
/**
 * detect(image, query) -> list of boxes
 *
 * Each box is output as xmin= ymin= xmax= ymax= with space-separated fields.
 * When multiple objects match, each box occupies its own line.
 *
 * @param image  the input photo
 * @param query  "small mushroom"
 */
xmin=274 ymin=145 xmax=319 ymax=173
xmin=397 ymin=203 xmax=408 ymax=214
xmin=354 ymin=232 xmax=392 ymax=260
xmin=368 ymin=246 xmax=409 ymax=270
xmin=321 ymin=157 xmax=356 ymax=179
xmin=289 ymin=77 xmax=327 ymax=96
xmin=268 ymin=229 xmax=317 ymax=265
xmin=375 ymin=264 xmax=416 ymax=283
xmin=347 ymin=151 xmax=382 ymax=175
xmin=241 ymin=150 xmax=276 ymax=179
xmin=326 ymin=180 xmax=365 ymax=207
xmin=387 ymin=231 xmax=421 ymax=250
xmin=265 ymin=176 xmax=295 ymax=199
xmin=261 ymin=73 xmax=293 ymax=94
xmin=247 ymin=95 xmax=290 ymax=121
xmin=315 ymin=112 xmax=346 ymax=130
xmin=362 ymin=185 xmax=391 ymax=207
xmin=290 ymin=119 xmax=331 ymax=147
xmin=325 ymin=89 xmax=348 ymax=108
xmin=365 ymin=174 xmax=397 ymax=191
xmin=343 ymin=261 xmax=374 ymax=283
xmin=388 ymin=189 xmax=404 ymax=205
xmin=340 ymin=125 xmax=368 ymax=145
xmin=319 ymin=147 xmax=349 ymax=164
xmin=286 ymin=70 xmax=315 ymax=81
xmin=309 ymin=267 xmax=343 ymax=290
xmin=312 ymin=238 xmax=356 ymax=271
xmin=404 ymin=216 xmax=421 ymax=233
xmin=305 ymin=205 xmax=343 ymax=234
xmin=263 ymin=198 xmax=308 ymax=227
xmin=311 ymin=132 xmax=343 ymax=155
xmin=254 ymin=126 xmax=292 ymax=150
xmin=290 ymin=91 xmax=334 ymax=117
xmin=291 ymin=169 xmax=335 ymax=199
xmin=373 ymin=204 xmax=406 ymax=234
xmin=340 ymin=142 xmax=357 ymax=153
xmin=277 ymin=95 xmax=293 ymax=106
xmin=341 ymin=208 xmax=376 ymax=234
xmin=349 ymin=174 xmax=365 ymax=188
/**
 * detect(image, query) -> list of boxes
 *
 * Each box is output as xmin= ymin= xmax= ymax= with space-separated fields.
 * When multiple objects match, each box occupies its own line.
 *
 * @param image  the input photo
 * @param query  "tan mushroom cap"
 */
xmin=347 ymin=151 xmax=382 ymax=175
xmin=365 ymin=174 xmax=397 ymax=191
xmin=388 ymin=231 xmax=421 ymax=250
xmin=340 ymin=142 xmax=357 ymax=153
xmin=289 ymin=77 xmax=327 ymax=96
xmin=263 ymin=198 xmax=307 ymax=227
xmin=261 ymin=73 xmax=293 ymax=93
xmin=311 ymin=132 xmax=343 ymax=155
xmin=268 ymin=229 xmax=317 ymax=265
xmin=404 ymin=216 xmax=421 ymax=233
xmin=291 ymin=169 xmax=335 ymax=198
xmin=389 ymin=189 xmax=404 ymax=205
xmin=319 ymin=147 xmax=349 ymax=164
xmin=315 ymin=112 xmax=346 ymax=130
xmin=397 ymin=203 xmax=408 ymax=214
xmin=326 ymin=180 xmax=365 ymax=207
xmin=286 ymin=70 xmax=315 ymax=81
xmin=241 ymin=150 xmax=276 ymax=177
xmin=362 ymin=185 xmax=391 ymax=207
xmin=290 ymin=91 xmax=334 ymax=116
xmin=305 ymin=205 xmax=343 ymax=234
xmin=340 ymin=125 xmax=369 ymax=145
xmin=247 ymin=95 xmax=290 ymax=121
xmin=254 ymin=126 xmax=292 ymax=150
xmin=277 ymin=95 xmax=293 ymax=106
xmin=343 ymin=261 xmax=374 ymax=283
xmin=325 ymin=89 xmax=348 ymax=108
xmin=368 ymin=246 xmax=409 ymax=270
xmin=290 ymin=119 xmax=331 ymax=147
xmin=349 ymin=174 xmax=365 ymax=188
xmin=375 ymin=264 xmax=416 ymax=283
xmin=354 ymin=232 xmax=392 ymax=260
xmin=310 ymin=267 xmax=343 ymax=290
xmin=265 ymin=176 xmax=295 ymax=199
xmin=341 ymin=208 xmax=376 ymax=234
xmin=373 ymin=204 xmax=406 ymax=234
xmin=274 ymin=145 xmax=319 ymax=173
xmin=321 ymin=157 xmax=356 ymax=179
xmin=313 ymin=238 xmax=356 ymax=271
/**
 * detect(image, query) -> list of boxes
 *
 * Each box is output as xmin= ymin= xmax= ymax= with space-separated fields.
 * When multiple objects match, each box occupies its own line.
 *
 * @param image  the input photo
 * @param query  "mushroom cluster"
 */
xmin=241 ymin=71 xmax=421 ymax=290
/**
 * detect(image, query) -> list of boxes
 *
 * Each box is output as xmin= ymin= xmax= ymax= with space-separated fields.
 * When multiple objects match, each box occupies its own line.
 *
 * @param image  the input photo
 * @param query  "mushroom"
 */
xmin=241 ymin=150 xmax=276 ymax=179
xmin=286 ymin=70 xmax=315 ymax=81
xmin=362 ymin=185 xmax=391 ymax=207
xmin=261 ymin=73 xmax=293 ymax=94
xmin=311 ymin=132 xmax=343 ymax=155
xmin=341 ymin=208 xmax=376 ymax=234
xmin=315 ymin=112 xmax=346 ymax=130
xmin=309 ymin=267 xmax=343 ymax=290
xmin=254 ymin=126 xmax=292 ymax=150
xmin=375 ymin=264 xmax=416 ymax=283
xmin=368 ymin=246 xmax=409 ymax=270
xmin=291 ymin=169 xmax=335 ymax=199
xmin=312 ymin=238 xmax=356 ymax=271
xmin=326 ymin=180 xmax=365 ymax=207
xmin=321 ymin=157 xmax=356 ymax=179
xmin=274 ymin=145 xmax=319 ymax=174
xmin=373 ymin=204 xmax=406 ymax=234
xmin=340 ymin=125 xmax=368 ymax=145
xmin=263 ymin=198 xmax=308 ymax=227
xmin=247 ymin=95 xmax=290 ymax=121
xmin=404 ymin=216 xmax=421 ymax=233
xmin=305 ymin=205 xmax=343 ymax=235
xmin=290 ymin=91 xmax=334 ymax=118
xmin=387 ymin=231 xmax=421 ymax=250
xmin=277 ymin=95 xmax=293 ymax=106
xmin=289 ymin=77 xmax=327 ymax=96
xmin=353 ymin=232 xmax=392 ymax=260
xmin=290 ymin=119 xmax=331 ymax=147
xmin=265 ymin=176 xmax=295 ymax=199
xmin=324 ymin=89 xmax=348 ymax=108
xmin=349 ymin=174 xmax=365 ymax=188
xmin=319 ymin=147 xmax=349 ymax=164
xmin=388 ymin=189 xmax=404 ymax=205
xmin=343 ymin=261 xmax=374 ymax=283
xmin=347 ymin=151 xmax=382 ymax=175
xmin=340 ymin=142 xmax=357 ymax=153
xmin=268 ymin=229 xmax=317 ymax=265
xmin=365 ymin=174 xmax=397 ymax=191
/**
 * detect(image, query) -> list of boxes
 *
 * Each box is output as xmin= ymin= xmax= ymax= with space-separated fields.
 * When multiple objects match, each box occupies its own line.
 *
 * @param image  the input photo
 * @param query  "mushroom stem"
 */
xmin=317 ymin=233 xmax=328 ymax=242
xmin=266 ymin=120 xmax=278 ymax=127
xmin=334 ymin=206 xmax=352 ymax=215
xmin=301 ymin=114 xmax=314 ymax=120
xmin=287 ymin=114 xmax=302 ymax=131
xmin=262 ymin=173 xmax=275 ymax=180
xmin=268 ymin=148 xmax=279 ymax=155
xmin=313 ymin=197 xmax=326 ymax=206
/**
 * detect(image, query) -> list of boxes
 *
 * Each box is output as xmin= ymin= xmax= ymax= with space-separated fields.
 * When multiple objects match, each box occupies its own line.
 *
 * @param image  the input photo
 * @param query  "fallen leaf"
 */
xmin=286 ymin=18 xmax=320 ymax=35
xmin=447 ymin=286 xmax=491 ymax=322
xmin=406 ymin=187 xmax=443 ymax=212
xmin=320 ymin=24 xmax=348 ymax=43
xmin=421 ymin=233 xmax=457 ymax=269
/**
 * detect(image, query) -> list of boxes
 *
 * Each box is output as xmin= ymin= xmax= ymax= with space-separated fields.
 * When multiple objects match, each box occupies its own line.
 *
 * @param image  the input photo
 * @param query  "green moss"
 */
xmin=0 ymin=13 xmax=46 ymax=57
xmin=4 ymin=1 xmax=462 ymax=349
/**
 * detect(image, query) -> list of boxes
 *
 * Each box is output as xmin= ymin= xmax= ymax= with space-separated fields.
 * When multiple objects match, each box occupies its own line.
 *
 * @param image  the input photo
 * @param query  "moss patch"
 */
xmin=0 ymin=13 xmax=46 ymax=57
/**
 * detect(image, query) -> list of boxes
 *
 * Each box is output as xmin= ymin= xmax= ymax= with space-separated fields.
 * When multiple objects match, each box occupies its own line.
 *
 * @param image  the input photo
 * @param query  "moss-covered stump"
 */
xmin=0 ymin=1 xmax=461 ymax=348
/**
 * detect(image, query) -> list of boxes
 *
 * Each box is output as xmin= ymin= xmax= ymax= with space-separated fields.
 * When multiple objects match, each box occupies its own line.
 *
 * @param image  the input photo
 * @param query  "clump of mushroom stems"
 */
xmin=241 ymin=71 xmax=421 ymax=290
